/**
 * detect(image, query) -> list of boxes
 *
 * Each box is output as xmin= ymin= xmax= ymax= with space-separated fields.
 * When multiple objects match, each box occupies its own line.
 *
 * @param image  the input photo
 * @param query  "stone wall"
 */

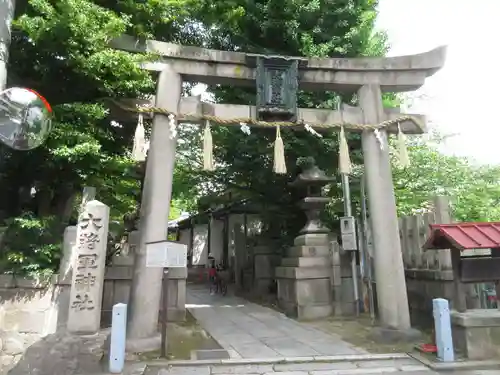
xmin=100 ymin=263 xmax=187 ymax=325
xmin=0 ymin=275 xmax=58 ymax=372
xmin=0 ymin=263 xmax=186 ymax=372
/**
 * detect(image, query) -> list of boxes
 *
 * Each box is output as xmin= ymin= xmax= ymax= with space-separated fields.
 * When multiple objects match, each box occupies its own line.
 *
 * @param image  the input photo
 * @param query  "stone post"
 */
xmin=358 ymin=84 xmax=411 ymax=332
xmin=67 ymin=200 xmax=110 ymax=334
xmin=432 ymin=196 xmax=452 ymax=270
xmin=56 ymin=186 xmax=96 ymax=328
xmin=253 ymin=242 xmax=281 ymax=295
xmin=59 ymin=186 xmax=97 ymax=278
xmin=127 ymin=66 xmax=182 ymax=350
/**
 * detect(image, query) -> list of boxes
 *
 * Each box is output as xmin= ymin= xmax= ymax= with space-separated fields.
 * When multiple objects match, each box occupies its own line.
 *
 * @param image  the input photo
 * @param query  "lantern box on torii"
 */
xmin=423 ymin=222 xmax=500 ymax=360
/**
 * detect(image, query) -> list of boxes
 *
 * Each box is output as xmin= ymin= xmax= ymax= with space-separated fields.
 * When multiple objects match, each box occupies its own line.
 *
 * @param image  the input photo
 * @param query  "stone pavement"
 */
xmin=149 ymin=366 xmax=500 ymax=375
xmin=186 ymin=285 xmax=366 ymax=359
xmin=144 ymin=355 xmax=438 ymax=375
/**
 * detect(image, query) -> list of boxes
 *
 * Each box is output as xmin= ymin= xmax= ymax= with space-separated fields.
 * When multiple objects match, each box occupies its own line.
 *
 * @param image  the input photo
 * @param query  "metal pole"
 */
xmin=0 ymin=0 xmax=15 ymax=90
xmin=341 ymin=173 xmax=360 ymax=316
xmin=360 ymin=174 xmax=376 ymax=320
xmin=160 ymin=268 xmax=169 ymax=358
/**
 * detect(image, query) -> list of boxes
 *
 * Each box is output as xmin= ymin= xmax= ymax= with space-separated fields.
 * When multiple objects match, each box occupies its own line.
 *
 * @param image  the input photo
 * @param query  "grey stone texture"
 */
xmin=451 ymin=309 xmax=500 ymax=360
xmin=186 ymin=285 xmax=364 ymax=359
xmin=59 ymin=228 xmax=187 ymax=330
xmin=112 ymin=34 xmax=446 ymax=93
xmin=0 ymin=331 xmax=41 ymax=373
xmin=147 ymin=355 xmax=435 ymax=375
xmin=193 ymin=349 xmax=231 ymax=360
xmin=127 ymin=66 xmax=183 ymax=344
xmin=276 ymin=234 xmax=333 ymax=320
xmin=106 ymin=33 xmax=448 ymax=336
xmin=5 ymin=330 xmax=108 ymax=375
xmin=67 ymin=200 xmax=110 ymax=334
xmin=253 ymin=245 xmax=281 ymax=295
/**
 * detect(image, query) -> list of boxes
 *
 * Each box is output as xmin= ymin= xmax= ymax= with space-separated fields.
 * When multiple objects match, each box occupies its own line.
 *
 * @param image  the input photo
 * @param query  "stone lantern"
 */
xmin=275 ymin=159 xmax=335 ymax=320
xmin=290 ymin=160 xmax=334 ymax=235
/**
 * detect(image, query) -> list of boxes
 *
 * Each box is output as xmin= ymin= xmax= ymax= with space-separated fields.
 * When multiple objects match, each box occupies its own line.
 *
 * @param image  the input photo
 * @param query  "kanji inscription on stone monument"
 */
xmin=67 ymin=200 xmax=110 ymax=334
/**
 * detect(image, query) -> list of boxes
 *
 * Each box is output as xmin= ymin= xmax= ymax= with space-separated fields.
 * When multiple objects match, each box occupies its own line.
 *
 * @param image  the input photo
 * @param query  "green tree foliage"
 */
xmin=0 ymin=0 xmax=391 ymax=273
xmin=173 ymin=0 xmax=389 ymax=244
xmin=392 ymin=133 xmax=500 ymax=222
xmin=0 ymin=0 xmax=182 ymax=274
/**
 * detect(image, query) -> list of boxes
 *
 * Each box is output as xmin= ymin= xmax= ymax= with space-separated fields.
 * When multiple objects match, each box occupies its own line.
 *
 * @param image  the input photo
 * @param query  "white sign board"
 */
xmin=340 ymin=216 xmax=358 ymax=251
xmin=146 ymin=241 xmax=187 ymax=268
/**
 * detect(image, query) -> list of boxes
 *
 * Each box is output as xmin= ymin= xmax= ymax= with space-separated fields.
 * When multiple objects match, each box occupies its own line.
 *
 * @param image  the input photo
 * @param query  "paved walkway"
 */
xmin=186 ymin=285 xmax=367 ymax=359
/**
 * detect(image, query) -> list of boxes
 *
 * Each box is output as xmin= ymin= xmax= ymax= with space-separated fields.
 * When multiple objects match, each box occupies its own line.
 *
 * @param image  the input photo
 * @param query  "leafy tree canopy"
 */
xmin=393 ymin=132 xmax=500 ymax=222
xmin=0 ymin=0 xmax=435 ymax=274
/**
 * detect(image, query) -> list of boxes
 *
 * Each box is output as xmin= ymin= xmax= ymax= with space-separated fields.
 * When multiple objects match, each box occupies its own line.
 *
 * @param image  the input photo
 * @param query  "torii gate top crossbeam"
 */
xmin=111 ymin=35 xmax=447 ymax=93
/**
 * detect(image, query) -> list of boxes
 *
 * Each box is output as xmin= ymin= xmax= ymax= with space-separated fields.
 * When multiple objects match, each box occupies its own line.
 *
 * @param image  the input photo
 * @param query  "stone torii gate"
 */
xmin=111 ymin=35 xmax=446 ymax=349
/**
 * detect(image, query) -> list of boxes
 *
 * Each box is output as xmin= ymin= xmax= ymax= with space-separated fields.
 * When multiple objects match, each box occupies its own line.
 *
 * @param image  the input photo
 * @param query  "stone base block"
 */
xmin=287 ymin=245 xmax=330 ymax=258
xmin=451 ymin=309 xmax=500 ymax=359
xmin=277 ymin=273 xmax=332 ymax=320
xmin=280 ymin=256 xmax=327 ymax=267
xmin=294 ymin=233 xmax=329 ymax=246
xmin=275 ymin=264 xmax=330 ymax=279
xmin=280 ymin=299 xmax=333 ymax=320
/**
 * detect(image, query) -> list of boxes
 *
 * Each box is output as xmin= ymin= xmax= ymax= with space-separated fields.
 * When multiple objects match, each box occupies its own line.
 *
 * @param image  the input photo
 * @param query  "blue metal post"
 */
xmin=109 ymin=303 xmax=127 ymax=373
xmin=433 ymin=298 xmax=454 ymax=362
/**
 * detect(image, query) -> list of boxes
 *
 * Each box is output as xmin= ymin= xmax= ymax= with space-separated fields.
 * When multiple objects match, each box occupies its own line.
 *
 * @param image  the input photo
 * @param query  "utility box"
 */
xmin=340 ymin=216 xmax=357 ymax=251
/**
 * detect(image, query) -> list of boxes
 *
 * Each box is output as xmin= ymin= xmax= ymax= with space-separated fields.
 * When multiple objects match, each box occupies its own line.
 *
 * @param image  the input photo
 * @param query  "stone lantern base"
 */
xmin=275 ymin=233 xmax=332 ymax=320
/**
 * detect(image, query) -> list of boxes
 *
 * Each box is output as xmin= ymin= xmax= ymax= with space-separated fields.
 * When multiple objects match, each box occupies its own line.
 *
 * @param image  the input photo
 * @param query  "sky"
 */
xmin=376 ymin=0 xmax=499 ymax=164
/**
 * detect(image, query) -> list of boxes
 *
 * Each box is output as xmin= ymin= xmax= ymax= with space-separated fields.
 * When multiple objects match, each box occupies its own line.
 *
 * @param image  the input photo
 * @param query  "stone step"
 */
xmin=140 ymin=353 xmax=434 ymax=375
xmin=287 ymin=245 xmax=330 ymax=258
xmin=280 ymin=256 xmax=329 ymax=267
xmin=275 ymin=265 xmax=331 ymax=279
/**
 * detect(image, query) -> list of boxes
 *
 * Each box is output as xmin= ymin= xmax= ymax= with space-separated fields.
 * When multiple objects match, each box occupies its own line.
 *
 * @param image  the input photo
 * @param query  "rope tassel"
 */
xmin=273 ymin=126 xmax=287 ymax=174
xmin=338 ymin=126 xmax=352 ymax=175
xmin=132 ymin=114 xmax=147 ymax=162
xmin=203 ymin=120 xmax=215 ymax=171
xmin=397 ymin=123 xmax=410 ymax=168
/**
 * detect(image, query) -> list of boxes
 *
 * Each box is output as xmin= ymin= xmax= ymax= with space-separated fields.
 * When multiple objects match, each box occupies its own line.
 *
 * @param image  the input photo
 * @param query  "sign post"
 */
xmin=145 ymin=240 xmax=187 ymax=358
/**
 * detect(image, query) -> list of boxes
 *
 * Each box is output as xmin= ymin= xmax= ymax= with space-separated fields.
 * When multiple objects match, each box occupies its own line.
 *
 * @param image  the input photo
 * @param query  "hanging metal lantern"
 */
xmin=247 ymin=55 xmax=305 ymax=122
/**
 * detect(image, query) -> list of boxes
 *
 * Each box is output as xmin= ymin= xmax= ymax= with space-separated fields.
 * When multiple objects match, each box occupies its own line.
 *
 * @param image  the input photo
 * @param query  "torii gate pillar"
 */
xmin=359 ymin=85 xmax=412 ymax=334
xmin=126 ymin=66 xmax=182 ymax=351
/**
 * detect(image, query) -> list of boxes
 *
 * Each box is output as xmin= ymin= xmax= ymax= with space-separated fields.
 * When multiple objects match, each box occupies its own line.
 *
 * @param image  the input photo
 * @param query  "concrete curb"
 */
xmin=409 ymin=352 xmax=500 ymax=371
xmin=144 ymin=352 xmax=411 ymax=367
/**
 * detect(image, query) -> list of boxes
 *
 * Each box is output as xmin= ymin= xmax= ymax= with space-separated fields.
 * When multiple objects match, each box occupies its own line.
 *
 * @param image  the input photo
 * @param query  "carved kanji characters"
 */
xmin=79 ymin=212 xmax=103 ymax=231
xmin=71 ymin=293 xmax=95 ymax=311
xmin=76 ymin=254 xmax=98 ymax=270
xmin=74 ymin=272 xmax=96 ymax=292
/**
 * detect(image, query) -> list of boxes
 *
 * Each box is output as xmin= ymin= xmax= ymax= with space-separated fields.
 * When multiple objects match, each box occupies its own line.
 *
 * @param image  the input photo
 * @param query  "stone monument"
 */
xmin=56 ymin=186 xmax=97 ymax=328
xmin=67 ymin=200 xmax=110 ymax=334
xmin=276 ymin=159 xmax=335 ymax=319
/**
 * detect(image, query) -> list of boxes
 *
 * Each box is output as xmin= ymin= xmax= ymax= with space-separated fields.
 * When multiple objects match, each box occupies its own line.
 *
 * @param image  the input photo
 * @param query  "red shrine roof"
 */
xmin=423 ymin=223 xmax=500 ymax=251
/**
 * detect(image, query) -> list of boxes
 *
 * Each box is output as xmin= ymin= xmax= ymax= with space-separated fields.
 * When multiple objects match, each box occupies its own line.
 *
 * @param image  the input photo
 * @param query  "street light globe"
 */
xmin=0 ymin=87 xmax=52 ymax=151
